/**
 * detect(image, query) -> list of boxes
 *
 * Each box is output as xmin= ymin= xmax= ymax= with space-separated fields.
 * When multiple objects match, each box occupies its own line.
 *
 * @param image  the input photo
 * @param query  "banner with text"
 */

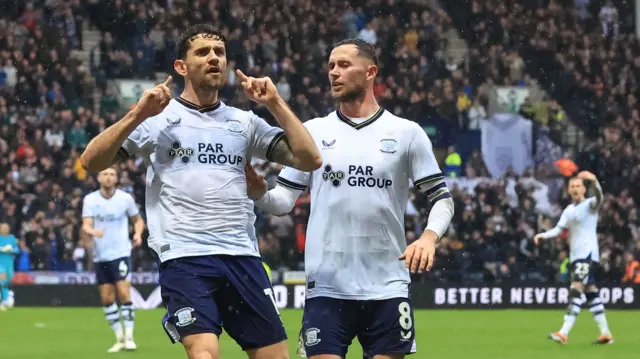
xmin=12 ymin=283 xmax=638 ymax=309
xmin=481 ymin=113 xmax=533 ymax=178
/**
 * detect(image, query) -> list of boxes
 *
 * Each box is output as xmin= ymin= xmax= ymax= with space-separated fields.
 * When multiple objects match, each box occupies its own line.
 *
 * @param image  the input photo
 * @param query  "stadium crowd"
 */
xmin=0 ymin=0 xmax=638 ymax=284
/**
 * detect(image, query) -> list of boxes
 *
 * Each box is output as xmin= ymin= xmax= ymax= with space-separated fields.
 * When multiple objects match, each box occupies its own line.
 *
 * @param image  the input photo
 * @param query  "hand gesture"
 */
xmin=399 ymin=230 xmax=437 ymax=273
xmin=136 ymin=76 xmax=173 ymax=118
xmin=132 ymin=233 xmax=143 ymax=248
xmin=245 ymin=164 xmax=268 ymax=200
xmin=577 ymin=170 xmax=597 ymax=181
xmin=533 ymin=234 xmax=542 ymax=245
xmin=236 ymin=70 xmax=280 ymax=106
xmin=93 ymin=229 xmax=105 ymax=238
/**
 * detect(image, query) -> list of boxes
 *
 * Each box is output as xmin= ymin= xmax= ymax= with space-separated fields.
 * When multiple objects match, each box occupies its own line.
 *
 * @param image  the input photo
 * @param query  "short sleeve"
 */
xmin=126 ymin=194 xmax=140 ymax=217
xmin=408 ymin=123 xmax=444 ymax=188
xmin=276 ymin=166 xmax=310 ymax=191
xmin=248 ymin=112 xmax=285 ymax=161
xmin=556 ymin=208 xmax=571 ymax=229
xmin=82 ymin=196 xmax=94 ymax=218
xmin=121 ymin=121 xmax=154 ymax=158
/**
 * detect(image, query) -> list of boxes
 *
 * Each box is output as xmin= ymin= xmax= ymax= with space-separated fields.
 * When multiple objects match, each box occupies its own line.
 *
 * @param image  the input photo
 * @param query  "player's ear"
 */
xmin=366 ymin=64 xmax=378 ymax=81
xmin=174 ymin=59 xmax=188 ymax=77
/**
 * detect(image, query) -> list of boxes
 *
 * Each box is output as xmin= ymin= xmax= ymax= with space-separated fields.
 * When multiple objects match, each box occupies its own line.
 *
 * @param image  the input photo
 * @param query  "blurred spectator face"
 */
xmin=328 ymin=43 xmax=377 ymax=102
xmin=625 ymin=253 xmax=634 ymax=264
xmin=97 ymin=168 xmax=118 ymax=190
xmin=568 ymin=177 xmax=587 ymax=202
xmin=0 ymin=223 xmax=9 ymax=236
xmin=175 ymin=32 xmax=227 ymax=91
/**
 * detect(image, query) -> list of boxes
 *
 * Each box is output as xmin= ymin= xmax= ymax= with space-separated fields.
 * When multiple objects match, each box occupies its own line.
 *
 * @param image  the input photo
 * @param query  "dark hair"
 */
xmin=175 ymin=24 xmax=226 ymax=60
xmin=333 ymin=38 xmax=378 ymax=65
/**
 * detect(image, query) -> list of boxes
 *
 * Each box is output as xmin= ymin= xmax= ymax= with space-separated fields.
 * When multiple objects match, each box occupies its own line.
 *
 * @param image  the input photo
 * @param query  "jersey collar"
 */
xmin=175 ymin=97 xmax=221 ymax=113
xmin=336 ymin=107 xmax=384 ymax=130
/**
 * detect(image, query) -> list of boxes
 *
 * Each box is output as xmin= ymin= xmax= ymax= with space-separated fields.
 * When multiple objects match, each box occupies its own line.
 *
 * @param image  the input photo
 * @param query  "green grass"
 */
xmin=1 ymin=308 xmax=639 ymax=359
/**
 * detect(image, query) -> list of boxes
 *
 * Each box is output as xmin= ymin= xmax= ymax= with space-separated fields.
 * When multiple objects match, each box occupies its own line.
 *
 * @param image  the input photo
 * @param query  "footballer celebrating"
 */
xmin=246 ymin=38 xmax=455 ymax=359
xmin=80 ymin=24 xmax=321 ymax=359
xmin=534 ymin=170 xmax=614 ymax=345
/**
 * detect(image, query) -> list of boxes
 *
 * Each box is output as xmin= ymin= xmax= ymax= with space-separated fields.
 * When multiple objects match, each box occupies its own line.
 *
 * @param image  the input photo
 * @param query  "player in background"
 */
xmin=80 ymin=24 xmax=321 ymax=359
xmin=245 ymin=38 xmax=455 ymax=359
xmin=82 ymin=167 xmax=145 ymax=352
xmin=0 ymin=223 xmax=19 ymax=310
xmin=534 ymin=170 xmax=613 ymax=345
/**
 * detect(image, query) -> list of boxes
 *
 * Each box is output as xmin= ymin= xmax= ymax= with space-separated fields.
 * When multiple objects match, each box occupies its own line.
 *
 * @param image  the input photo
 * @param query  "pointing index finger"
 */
xmin=235 ymin=69 xmax=248 ymax=82
xmin=163 ymin=76 xmax=173 ymax=87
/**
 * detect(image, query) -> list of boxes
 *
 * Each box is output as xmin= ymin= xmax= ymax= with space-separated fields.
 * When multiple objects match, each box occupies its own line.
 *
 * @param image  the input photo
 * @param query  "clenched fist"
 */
xmin=236 ymin=69 xmax=281 ymax=107
xmin=135 ymin=76 xmax=173 ymax=119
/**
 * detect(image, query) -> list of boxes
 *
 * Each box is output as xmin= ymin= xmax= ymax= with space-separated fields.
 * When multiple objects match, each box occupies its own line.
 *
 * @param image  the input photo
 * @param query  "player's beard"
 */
xmin=198 ymin=77 xmax=223 ymax=92
xmin=332 ymin=83 xmax=366 ymax=103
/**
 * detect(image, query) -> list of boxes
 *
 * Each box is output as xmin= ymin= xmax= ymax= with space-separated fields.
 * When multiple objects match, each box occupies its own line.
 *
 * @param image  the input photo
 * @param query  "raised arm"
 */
xmin=237 ymin=69 xmax=322 ymax=171
xmin=80 ymin=77 xmax=173 ymax=172
xmin=577 ymin=170 xmax=603 ymax=210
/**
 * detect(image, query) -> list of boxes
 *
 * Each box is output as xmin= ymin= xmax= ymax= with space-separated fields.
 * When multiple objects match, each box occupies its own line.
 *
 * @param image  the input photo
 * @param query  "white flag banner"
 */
xmin=130 ymin=286 xmax=163 ymax=310
xmin=481 ymin=113 xmax=533 ymax=178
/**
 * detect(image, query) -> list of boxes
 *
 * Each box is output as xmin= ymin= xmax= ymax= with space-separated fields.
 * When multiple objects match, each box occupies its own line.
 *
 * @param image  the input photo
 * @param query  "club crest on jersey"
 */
xmin=226 ymin=119 xmax=243 ymax=133
xmin=380 ymin=139 xmax=397 ymax=153
xmin=168 ymin=141 xmax=195 ymax=164
xmin=322 ymin=139 xmax=336 ymax=149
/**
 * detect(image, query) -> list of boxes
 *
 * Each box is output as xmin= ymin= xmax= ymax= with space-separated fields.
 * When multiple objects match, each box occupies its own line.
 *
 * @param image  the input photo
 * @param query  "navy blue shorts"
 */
xmin=300 ymin=297 xmax=416 ymax=358
xmin=570 ymin=259 xmax=598 ymax=285
xmin=160 ymin=255 xmax=287 ymax=350
xmin=94 ymin=257 xmax=131 ymax=285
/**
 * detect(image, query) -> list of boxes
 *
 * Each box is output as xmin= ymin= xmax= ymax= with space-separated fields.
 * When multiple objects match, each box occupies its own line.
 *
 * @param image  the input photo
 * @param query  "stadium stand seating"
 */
xmin=0 ymin=0 xmax=637 ymax=283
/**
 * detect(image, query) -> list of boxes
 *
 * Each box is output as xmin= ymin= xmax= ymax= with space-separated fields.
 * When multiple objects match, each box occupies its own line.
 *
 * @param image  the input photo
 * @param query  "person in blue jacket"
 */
xmin=0 ymin=223 xmax=19 ymax=310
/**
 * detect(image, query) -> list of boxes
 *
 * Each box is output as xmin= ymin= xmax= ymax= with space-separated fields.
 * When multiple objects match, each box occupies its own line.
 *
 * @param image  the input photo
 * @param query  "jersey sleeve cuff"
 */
xmin=413 ymin=173 xmax=444 ymax=188
xmin=265 ymin=131 xmax=286 ymax=162
xmin=276 ymin=176 xmax=307 ymax=191
xmin=117 ymin=146 xmax=131 ymax=160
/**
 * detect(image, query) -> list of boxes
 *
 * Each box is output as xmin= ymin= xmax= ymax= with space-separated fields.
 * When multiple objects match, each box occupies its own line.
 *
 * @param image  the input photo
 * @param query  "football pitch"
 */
xmin=2 ymin=309 xmax=639 ymax=359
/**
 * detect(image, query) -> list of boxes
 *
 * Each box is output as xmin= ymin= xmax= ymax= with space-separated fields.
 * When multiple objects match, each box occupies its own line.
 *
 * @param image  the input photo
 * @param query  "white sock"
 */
xmin=103 ymin=303 xmax=123 ymax=342
xmin=113 ymin=325 xmax=124 ymax=342
xmin=589 ymin=297 xmax=611 ymax=335
xmin=121 ymin=303 xmax=135 ymax=340
xmin=559 ymin=296 xmax=583 ymax=336
xmin=559 ymin=313 xmax=577 ymax=336
xmin=124 ymin=323 xmax=134 ymax=340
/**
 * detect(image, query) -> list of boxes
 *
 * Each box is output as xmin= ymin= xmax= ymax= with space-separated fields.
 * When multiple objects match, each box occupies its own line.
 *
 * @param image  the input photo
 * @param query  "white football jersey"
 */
xmin=82 ymin=189 xmax=139 ymax=262
xmin=557 ymin=197 xmax=601 ymax=262
xmin=278 ymin=109 xmax=443 ymax=300
xmin=121 ymin=98 xmax=283 ymax=263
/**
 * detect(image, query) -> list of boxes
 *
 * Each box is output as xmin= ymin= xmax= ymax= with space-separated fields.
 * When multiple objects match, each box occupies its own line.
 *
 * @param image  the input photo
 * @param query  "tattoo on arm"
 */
xmin=268 ymin=137 xmax=302 ymax=169
xmin=591 ymin=180 xmax=603 ymax=209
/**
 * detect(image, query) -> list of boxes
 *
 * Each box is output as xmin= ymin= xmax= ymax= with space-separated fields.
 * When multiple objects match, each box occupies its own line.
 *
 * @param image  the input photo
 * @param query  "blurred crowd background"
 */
xmin=1 ymin=0 xmax=639 ymax=285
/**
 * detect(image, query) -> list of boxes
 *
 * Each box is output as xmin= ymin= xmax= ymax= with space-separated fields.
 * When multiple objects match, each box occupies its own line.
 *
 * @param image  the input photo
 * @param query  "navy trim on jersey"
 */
xmin=413 ymin=173 xmax=444 ymax=188
xmin=175 ymin=97 xmax=221 ymax=113
xmin=265 ymin=131 xmax=286 ymax=162
xmin=336 ymin=107 xmax=385 ymax=130
xmin=276 ymin=176 xmax=307 ymax=191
